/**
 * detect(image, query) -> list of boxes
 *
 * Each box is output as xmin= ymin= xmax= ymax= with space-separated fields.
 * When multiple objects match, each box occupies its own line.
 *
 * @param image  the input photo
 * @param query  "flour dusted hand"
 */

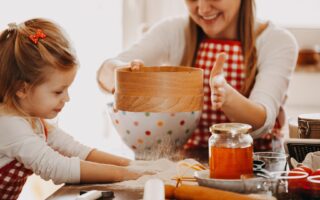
xmin=209 ymin=53 xmax=230 ymax=110
xmin=128 ymin=160 xmax=158 ymax=175
xmin=122 ymin=168 xmax=146 ymax=180
xmin=120 ymin=167 xmax=155 ymax=181
xmin=210 ymin=74 xmax=227 ymax=109
xmin=112 ymin=158 xmax=200 ymax=190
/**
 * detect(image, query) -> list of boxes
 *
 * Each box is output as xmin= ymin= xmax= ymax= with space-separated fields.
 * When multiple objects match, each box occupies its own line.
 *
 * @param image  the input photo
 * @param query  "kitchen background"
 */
xmin=1 ymin=0 xmax=320 ymax=199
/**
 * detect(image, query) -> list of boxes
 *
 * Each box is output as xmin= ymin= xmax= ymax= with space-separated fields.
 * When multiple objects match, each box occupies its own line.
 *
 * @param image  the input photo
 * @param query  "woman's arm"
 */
xmin=211 ymin=25 xmax=298 ymax=136
xmin=210 ymin=54 xmax=266 ymax=130
xmin=221 ymin=86 xmax=266 ymax=130
xmin=248 ymin=24 xmax=298 ymax=135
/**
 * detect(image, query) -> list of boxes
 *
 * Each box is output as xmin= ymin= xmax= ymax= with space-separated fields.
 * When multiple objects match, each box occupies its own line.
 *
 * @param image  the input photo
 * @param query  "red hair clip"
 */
xmin=29 ymin=29 xmax=46 ymax=44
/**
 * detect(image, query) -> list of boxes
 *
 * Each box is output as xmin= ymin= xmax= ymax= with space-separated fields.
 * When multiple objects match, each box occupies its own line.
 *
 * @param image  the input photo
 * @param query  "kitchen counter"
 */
xmin=46 ymin=148 xmax=209 ymax=199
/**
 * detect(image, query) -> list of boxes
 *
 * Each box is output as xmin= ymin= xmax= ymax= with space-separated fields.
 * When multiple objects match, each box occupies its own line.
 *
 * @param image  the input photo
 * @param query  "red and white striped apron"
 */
xmin=0 ymin=119 xmax=48 ymax=200
xmin=184 ymin=39 xmax=281 ymax=151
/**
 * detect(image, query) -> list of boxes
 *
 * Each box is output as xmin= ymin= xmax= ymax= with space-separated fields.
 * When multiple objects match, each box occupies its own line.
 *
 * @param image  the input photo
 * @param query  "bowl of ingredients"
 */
xmin=108 ymin=66 xmax=203 ymax=159
xmin=107 ymin=103 xmax=201 ymax=159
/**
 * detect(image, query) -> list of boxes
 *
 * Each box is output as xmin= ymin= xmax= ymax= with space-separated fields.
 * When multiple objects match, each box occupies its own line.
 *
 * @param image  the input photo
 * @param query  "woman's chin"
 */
xmin=203 ymin=29 xmax=222 ymax=38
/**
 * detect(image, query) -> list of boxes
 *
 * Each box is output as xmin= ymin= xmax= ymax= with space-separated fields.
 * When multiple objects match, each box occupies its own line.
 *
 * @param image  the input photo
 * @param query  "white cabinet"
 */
xmin=285 ymin=70 xmax=320 ymax=118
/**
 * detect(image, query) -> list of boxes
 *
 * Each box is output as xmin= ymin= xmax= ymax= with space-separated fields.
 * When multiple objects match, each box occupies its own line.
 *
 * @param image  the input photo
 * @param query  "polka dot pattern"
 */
xmin=107 ymin=103 xmax=202 ymax=155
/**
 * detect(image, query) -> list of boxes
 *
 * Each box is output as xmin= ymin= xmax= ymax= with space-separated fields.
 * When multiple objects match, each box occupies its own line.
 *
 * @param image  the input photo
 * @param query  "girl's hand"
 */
xmin=130 ymin=59 xmax=144 ymax=71
xmin=124 ymin=167 xmax=156 ymax=180
xmin=209 ymin=53 xmax=231 ymax=110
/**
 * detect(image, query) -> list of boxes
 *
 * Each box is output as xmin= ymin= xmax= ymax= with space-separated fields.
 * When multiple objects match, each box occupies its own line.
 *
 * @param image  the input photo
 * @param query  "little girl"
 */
xmin=0 ymin=18 xmax=147 ymax=199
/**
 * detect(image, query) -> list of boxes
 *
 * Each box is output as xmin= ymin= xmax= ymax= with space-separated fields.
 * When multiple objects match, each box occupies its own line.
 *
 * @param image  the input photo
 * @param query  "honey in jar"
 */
xmin=209 ymin=123 xmax=253 ymax=179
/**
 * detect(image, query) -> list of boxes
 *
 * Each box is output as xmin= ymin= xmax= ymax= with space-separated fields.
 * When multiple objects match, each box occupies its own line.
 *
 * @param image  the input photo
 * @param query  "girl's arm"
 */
xmin=47 ymin=126 xmax=131 ymax=166
xmin=0 ymin=117 xmax=144 ymax=184
xmin=85 ymin=149 xmax=131 ymax=166
xmin=80 ymin=160 xmax=141 ymax=183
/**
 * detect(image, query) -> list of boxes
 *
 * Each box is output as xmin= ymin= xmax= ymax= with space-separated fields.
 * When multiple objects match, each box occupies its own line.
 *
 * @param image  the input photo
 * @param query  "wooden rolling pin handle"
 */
xmin=165 ymin=184 xmax=261 ymax=200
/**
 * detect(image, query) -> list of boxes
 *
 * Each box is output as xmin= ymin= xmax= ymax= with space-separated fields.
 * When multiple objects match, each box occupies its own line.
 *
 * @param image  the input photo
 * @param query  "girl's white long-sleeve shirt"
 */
xmin=105 ymin=16 xmax=299 ymax=137
xmin=0 ymin=116 xmax=92 ymax=184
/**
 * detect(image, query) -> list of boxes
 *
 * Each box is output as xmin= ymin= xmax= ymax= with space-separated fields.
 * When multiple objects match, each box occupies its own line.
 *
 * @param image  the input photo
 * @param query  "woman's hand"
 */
xmin=97 ymin=60 xmax=118 ymax=94
xmin=209 ymin=53 xmax=232 ymax=110
xmin=129 ymin=59 xmax=145 ymax=71
xmin=96 ymin=59 xmax=145 ymax=94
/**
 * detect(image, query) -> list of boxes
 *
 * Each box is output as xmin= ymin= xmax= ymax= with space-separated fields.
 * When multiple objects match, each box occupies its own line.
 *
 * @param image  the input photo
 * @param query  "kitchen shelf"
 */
xmin=295 ymin=64 xmax=320 ymax=73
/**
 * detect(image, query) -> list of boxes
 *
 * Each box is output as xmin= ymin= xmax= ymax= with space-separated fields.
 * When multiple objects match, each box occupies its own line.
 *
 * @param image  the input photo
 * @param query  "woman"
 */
xmin=97 ymin=0 xmax=298 ymax=152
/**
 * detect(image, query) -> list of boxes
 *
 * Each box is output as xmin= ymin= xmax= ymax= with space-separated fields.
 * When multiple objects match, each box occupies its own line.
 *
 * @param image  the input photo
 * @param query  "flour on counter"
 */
xmin=111 ymin=158 xmax=201 ymax=189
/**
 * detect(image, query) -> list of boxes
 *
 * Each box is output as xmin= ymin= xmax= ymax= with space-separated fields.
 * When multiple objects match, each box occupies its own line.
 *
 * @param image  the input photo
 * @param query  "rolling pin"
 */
xmin=165 ymin=184 xmax=273 ymax=200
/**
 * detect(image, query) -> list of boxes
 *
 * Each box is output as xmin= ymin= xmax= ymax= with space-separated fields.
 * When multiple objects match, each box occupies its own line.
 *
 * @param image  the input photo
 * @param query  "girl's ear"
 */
xmin=16 ymin=82 xmax=30 ymax=99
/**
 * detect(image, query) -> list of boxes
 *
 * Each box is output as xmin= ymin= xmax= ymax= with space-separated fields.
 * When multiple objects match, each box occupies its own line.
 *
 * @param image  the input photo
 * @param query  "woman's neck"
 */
xmin=206 ymin=33 xmax=239 ymax=41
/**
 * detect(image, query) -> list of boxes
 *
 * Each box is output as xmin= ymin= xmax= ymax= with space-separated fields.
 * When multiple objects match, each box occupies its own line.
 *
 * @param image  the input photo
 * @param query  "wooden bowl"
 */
xmin=114 ymin=66 xmax=203 ymax=112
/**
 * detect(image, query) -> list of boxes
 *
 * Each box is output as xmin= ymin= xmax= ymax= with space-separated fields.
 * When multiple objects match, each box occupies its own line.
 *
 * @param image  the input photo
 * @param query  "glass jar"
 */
xmin=209 ymin=123 xmax=253 ymax=179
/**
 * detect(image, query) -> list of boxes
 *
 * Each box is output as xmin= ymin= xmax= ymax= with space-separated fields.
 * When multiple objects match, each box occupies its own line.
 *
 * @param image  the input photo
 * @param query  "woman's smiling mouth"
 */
xmin=201 ymin=13 xmax=220 ymax=21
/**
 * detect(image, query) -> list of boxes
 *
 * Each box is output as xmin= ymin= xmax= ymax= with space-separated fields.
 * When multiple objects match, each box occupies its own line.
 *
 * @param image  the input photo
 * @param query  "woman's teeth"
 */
xmin=202 ymin=14 xmax=219 ymax=20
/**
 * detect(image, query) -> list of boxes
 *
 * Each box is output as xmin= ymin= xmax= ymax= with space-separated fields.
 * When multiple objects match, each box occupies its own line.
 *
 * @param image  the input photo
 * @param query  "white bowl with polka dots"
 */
xmin=107 ymin=103 xmax=201 ymax=159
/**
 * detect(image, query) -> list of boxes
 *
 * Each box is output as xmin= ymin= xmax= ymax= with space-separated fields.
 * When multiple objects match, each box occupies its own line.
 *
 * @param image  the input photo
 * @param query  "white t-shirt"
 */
xmin=105 ymin=16 xmax=299 ymax=137
xmin=0 ymin=116 xmax=92 ymax=184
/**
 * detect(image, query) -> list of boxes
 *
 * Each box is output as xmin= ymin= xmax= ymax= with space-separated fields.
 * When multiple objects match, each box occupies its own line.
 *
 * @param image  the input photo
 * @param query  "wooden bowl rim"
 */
xmin=116 ymin=66 xmax=202 ymax=74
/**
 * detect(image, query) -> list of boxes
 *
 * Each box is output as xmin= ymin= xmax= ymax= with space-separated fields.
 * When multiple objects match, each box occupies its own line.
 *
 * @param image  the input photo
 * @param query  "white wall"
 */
xmin=256 ymin=0 xmax=320 ymax=27
xmin=122 ymin=0 xmax=186 ymax=48
xmin=0 ymin=0 xmax=124 ymax=151
xmin=256 ymin=0 xmax=320 ymax=49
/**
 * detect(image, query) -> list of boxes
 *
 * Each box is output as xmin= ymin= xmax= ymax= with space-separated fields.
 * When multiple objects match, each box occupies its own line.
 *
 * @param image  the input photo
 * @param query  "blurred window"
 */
xmin=256 ymin=0 xmax=320 ymax=27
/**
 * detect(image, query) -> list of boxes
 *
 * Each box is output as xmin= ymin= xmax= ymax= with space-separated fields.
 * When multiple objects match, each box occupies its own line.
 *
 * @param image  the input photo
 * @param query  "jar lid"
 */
xmin=209 ymin=123 xmax=252 ymax=135
xmin=298 ymin=113 xmax=320 ymax=121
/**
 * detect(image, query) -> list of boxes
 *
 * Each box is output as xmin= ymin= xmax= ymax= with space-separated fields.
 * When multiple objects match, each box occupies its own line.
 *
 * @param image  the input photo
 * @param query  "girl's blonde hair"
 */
xmin=181 ymin=0 xmax=266 ymax=97
xmin=0 ymin=18 xmax=77 ymax=113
